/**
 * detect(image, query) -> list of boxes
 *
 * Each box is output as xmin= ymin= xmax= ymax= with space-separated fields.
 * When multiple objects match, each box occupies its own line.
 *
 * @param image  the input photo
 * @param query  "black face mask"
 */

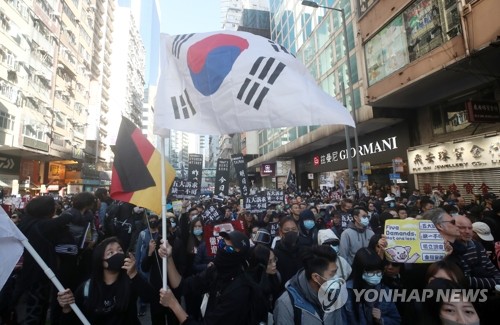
xmin=213 ymin=249 xmax=246 ymax=279
xmin=149 ymin=220 xmax=159 ymax=228
xmin=281 ymin=231 xmax=299 ymax=248
xmin=104 ymin=253 xmax=125 ymax=272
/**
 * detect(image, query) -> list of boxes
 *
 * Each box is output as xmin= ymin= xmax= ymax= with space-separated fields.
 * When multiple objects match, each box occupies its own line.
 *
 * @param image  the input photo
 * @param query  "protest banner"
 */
xmin=231 ymin=154 xmax=250 ymax=197
xmin=203 ymin=220 xmax=245 ymax=256
xmin=214 ymin=159 xmax=230 ymax=196
xmin=243 ymin=193 xmax=268 ymax=214
xmin=201 ymin=205 xmax=223 ymax=225
xmin=269 ymin=222 xmax=279 ymax=239
xmin=170 ymin=178 xmax=200 ymax=199
xmin=384 ymin=219 xmax=446 ymax=263
xmin=266 ymin=189 xmax=284 ymax=204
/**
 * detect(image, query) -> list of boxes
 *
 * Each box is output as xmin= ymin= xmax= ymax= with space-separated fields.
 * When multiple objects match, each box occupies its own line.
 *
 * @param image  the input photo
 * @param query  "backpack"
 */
xmin=287 ymin=290 xmax=302 ymax=325
xmin=103 ymin=201 xmax=125 ymax=236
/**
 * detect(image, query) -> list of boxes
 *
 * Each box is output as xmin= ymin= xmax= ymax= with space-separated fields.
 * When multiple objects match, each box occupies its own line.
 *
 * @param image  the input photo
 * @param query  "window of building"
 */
xmin=0 ymin=111 xmax=14 ymax=130
xmin=23 ymin=119 xmax=46 ymax=141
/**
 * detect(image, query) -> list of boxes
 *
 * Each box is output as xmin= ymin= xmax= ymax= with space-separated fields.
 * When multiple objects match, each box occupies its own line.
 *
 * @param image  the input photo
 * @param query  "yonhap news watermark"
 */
xmin=351 ymin=288 xmax=488 ymax=303
xmin=318 ymin=283 xmax=489 ymax=312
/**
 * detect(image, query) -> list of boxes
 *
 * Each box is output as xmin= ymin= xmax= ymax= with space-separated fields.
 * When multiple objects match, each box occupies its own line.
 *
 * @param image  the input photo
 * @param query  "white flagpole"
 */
xmin=20 ymin=239 xmax=90 ymax=325
xmin=159 ymin=135 xmax=168 ymax=289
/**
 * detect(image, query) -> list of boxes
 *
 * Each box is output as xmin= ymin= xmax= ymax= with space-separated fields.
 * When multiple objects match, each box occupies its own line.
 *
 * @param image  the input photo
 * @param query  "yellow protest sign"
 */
xmin=384 ymin=219 xmax=446 ymax=263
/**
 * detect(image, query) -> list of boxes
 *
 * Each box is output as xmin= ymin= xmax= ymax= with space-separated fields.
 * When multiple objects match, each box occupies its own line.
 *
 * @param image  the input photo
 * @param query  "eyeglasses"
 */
xmin=440 ymin=219 xmax=456 ymax=225
xmin=364 ymin=271 xmax=383 ymax=277
xmin=218 ymin=238 xmax=235 ymax=253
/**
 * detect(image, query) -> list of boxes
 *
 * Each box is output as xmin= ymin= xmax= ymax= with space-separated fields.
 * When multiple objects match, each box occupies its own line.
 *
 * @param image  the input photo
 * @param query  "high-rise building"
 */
xmin=107 ymin=4 xmax=145 ymax=147
xmin=118 ymin=0 xmax=160 ymax=144
xmin=87 ymin=0 xmax=116 ymax=173
xmin=0 ymin=0 xmax=104 ymax=194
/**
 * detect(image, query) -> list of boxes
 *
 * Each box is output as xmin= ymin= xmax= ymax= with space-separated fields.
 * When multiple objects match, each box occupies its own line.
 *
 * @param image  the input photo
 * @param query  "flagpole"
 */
xmin=20 ymin=239 xmax=90 ymax=325
xmin=159 ymin=135 xmax=168 ymax=289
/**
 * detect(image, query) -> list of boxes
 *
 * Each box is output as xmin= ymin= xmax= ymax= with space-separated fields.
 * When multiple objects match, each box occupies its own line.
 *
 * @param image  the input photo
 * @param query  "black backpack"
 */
xmin=103 ymin=200 xmax=126 ymax=236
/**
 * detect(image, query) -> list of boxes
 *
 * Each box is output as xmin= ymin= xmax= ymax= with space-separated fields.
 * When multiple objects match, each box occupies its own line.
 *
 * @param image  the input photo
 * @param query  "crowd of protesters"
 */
xmin=1 ymin=184 xmax=500 ymax=325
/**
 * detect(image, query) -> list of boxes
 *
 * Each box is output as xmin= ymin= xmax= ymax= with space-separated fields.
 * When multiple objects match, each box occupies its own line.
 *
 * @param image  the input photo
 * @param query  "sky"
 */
xmin=160 ymin=0 xmax=221 ymax=35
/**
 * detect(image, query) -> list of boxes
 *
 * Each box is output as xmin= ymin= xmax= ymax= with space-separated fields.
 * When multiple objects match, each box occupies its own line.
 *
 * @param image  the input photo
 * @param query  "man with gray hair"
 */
xmin=424 ymin=209 xmax=500 ymax=289
xmin=454 ymin=215 xmax=500 ymax=290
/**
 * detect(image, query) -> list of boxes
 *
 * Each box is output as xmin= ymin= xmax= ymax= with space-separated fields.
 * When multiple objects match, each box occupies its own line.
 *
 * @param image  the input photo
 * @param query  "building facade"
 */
xmin=247 ymin=0 xmax=499 ymax=200
xmin=0 ymin=0 xmax=116 ymax=195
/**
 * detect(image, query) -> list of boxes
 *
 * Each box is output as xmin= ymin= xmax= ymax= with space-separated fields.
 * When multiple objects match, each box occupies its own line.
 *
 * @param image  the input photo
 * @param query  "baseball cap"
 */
xmin=472 ymin=222 xmax=494 ymax=241
xmin=219 ymin=231 xmax=250 ymax=254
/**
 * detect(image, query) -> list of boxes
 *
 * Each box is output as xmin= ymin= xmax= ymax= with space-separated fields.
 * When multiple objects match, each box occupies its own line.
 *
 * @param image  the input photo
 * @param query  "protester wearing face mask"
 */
xmin=318 ymin=229 xmax=352 ymax=280
xmin=158 ymin=231 xmax=268 ymax=325
xmin=274 ymin=216 xmax=304 ymax=286
xmin=274 ymin=245 xmax=343 ymax=324
xmin=339 ymin=207 xmax=375 ymax=265
xmin=57 ymin=237 xmax=155 ymax=324
xmin=134 ymin=213 xmax=161 ymax=317
xmin=298 ymin=209 xmax=319 ymax=246
xmin=342 ymin=247 xmax=401 ymax=325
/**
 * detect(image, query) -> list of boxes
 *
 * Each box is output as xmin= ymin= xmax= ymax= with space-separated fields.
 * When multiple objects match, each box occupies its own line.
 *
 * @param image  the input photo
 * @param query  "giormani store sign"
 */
xmin=407 ymin=134 xmax=500 ymax=174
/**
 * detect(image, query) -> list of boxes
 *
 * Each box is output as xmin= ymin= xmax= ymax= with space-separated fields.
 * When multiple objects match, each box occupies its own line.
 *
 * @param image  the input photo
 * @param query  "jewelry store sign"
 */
xmin=407 ymin=134 xmax=500 ymax=174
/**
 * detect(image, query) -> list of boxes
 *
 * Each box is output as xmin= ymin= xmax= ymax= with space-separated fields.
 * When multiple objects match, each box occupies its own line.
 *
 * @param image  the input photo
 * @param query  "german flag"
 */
xmin=110 ymin=117 xmax=175 ymax=214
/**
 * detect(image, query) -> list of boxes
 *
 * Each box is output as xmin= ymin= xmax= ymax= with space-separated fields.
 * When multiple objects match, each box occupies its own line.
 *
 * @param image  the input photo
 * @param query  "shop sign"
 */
xmin=312 ymin=136 xmax=399 ymax=167
xmin=0 ymin=154 xmax=20 ymax=175
xmin=389 ymin=173 xmax=401 ymax=180
xmin=392 ymin=157 xmax=404 ymax=172
xmin=276 ymin=161 xmax=292 ymax=177
xmin=407 ymin=134 xmax=500 ymax=174
xmin=260 ymin=163 xmax=275 ymax=177
xmin=361 ymin=162 xmax=372 ymax=175
xmin=466 ymin=100 xmax=500 ymax=123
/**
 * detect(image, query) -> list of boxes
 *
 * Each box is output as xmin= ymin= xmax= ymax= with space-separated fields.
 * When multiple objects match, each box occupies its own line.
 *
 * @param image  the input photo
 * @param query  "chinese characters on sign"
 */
xmin=266 ymin=189 xmax=284 ymax=204
xmin=312 ymin=137 xmax=398 ymax=167
xmin=201 ymin=205 xmax=223 ymax=225
xmin=188 ymin=154 xmax=203 ymax=181
xmin=231 ymin=154 xmax=250 ymax=197
xmin=385 ymin=219 xmax=445 ymax=263
xmin=215 ymin=159 xmax=230 ymax=196
xmin=170 ymin=178 xmax=200 ymax=199
xmin=407 ymin=135 xmax=500 ymax=173
xmin=243 ymin=193 xmax=268 ymax=213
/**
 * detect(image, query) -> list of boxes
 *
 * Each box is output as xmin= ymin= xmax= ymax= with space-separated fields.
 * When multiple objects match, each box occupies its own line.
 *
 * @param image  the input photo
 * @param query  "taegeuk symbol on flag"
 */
xmin=154 ymin=31 xmax=355 ymax=136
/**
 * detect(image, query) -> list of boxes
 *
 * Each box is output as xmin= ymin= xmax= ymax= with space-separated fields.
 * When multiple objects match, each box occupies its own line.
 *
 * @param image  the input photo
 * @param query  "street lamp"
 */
xmin=301 ymin=0 xmax=361 ymax=191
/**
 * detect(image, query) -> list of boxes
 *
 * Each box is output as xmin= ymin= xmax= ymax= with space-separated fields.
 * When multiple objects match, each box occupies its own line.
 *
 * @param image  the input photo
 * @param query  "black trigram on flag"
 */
xmin=172 ymin=33 xmax=194 ymax=58
xmin=267 ymin=40 xmax=295 ymax=58
xmin=237 ymin=57 xmax=286 ymax=110
xmin=171 ymin=89 xmax=196 ymax=119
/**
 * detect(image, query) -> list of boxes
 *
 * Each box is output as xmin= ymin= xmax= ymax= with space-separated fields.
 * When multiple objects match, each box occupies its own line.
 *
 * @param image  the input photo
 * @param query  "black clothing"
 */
xmin=60 ymin=274 xmax=154 ymax=325
xmin=274 ymin=241 xmax=303 ymax=286
xmin=174 ymin=266 xmax=253 ymax=325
